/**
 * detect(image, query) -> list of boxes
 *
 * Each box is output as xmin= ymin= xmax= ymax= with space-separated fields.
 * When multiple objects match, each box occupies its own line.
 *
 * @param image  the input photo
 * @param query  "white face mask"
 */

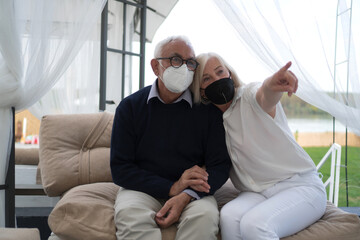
xmin=159 ymin=64 xmax=194 ymax=93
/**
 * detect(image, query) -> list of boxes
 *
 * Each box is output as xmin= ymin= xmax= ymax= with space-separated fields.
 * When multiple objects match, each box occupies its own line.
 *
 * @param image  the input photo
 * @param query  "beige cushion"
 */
xmin=14 ymin=147 xmax=43 ymax=184
xmin=0 ymin=228 xmax=40 ymax=240
xmin=48 ymin=183 xmax=187 ymax=240
xmin=48 ymin=182 xmax=119 ymax=240
xmin=48 ymin=179 xmax=360 ymax=240
xmin=283 ymin=202 xmax=360 ymax=240
xmin=39 ymin=112 xmax=114 ymax=196
xmin=15 ymin=148 xmax=39 ymax=165
xmin=214 ymin=179 xmax=241 ymax=209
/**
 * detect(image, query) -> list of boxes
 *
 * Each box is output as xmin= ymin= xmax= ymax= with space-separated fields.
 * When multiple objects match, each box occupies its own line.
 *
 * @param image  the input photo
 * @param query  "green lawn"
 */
xmin=304 ymin=146 xmax=360 ymax=207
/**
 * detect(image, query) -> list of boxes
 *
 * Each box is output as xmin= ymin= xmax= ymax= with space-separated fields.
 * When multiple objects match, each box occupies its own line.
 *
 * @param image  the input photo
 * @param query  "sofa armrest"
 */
xmin=15 ymin=147 xmax=39 ymax=165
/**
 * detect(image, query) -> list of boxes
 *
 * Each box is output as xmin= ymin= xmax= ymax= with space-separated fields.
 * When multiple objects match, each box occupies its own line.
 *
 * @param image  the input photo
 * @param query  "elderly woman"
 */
xmin=191 ymin=52 xmax=327 ymax=240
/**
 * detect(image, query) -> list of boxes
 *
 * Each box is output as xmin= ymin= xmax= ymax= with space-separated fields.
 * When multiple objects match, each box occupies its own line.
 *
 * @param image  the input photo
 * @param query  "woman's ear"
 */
xmin=150 ymin=59 xmax=159 ymax=76
xmin=200 ymin=88 xmax=206 ymax=99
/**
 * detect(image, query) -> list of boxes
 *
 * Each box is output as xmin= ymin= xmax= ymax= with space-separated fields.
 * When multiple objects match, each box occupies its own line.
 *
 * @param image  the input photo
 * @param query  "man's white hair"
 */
xmin=154 ymin=35 xmax=194 ymax=58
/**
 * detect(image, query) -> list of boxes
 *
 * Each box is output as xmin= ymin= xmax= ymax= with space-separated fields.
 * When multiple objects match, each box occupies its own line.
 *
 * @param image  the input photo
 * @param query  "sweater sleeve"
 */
xmin=110 ymin=98 xmax=174 ymax=199
xmin=195 ymin=106 xmax=232 ymax=198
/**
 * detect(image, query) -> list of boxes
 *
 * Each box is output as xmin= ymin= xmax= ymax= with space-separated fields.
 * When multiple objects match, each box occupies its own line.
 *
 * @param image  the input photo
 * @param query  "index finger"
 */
xmin=156 ymin=204 xmax=170 ymax=218
xmin=280 ymin=61 xmax=292 ymax=73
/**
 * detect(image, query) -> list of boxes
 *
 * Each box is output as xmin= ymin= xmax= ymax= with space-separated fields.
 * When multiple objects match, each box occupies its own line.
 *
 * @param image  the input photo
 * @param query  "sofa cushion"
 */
xmin=282 ymin=202 xmax=360 ymax=240
xmin=48 ymin=183 xmax=186 ymax=240
xmin=48 ymin=180 xmax=360 ymax=240
xmin=0 ymin=228 xmax=40 ymax=240
xmin=39 ymin=112 xmax=114 ymax=196
xmin=214 ymin=179 xmax=241 ymax=209
xmin=48 ymin=182 xmax=119 ymax=240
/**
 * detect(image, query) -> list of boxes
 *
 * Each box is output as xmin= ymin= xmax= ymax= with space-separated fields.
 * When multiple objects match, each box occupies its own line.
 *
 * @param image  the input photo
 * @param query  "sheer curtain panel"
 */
xmin=0 ymin=0 xmax=106 ymax=227
xmin=212 ymin=0 xmax=360 ymax=135
xmin=29 ymin=38 xmax=101 ymax=118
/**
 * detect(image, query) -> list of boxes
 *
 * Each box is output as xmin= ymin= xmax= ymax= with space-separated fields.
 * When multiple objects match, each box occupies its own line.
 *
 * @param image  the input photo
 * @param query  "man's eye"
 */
xmin=172 ymin=57 xmax=182 ymax=64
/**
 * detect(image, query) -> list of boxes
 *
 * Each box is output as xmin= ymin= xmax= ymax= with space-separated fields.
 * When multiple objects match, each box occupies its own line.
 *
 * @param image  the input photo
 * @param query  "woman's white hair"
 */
xmin=154 ymin=35 xmax=194 ymax=58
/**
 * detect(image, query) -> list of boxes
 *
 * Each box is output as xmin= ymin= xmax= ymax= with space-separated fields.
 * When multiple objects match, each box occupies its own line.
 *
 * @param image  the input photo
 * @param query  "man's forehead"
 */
xmin=162 ymin=40 xmax=194 ymax=58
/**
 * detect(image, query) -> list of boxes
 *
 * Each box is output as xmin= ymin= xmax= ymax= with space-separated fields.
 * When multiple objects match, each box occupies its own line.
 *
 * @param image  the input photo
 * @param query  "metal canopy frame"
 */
xmin=333 ymin=0 xmax=353 ymax=207
xmin=4 ymin=107 xmax=15 ymax=227
xmin=99 ymin=0 xmax=147 ymax=111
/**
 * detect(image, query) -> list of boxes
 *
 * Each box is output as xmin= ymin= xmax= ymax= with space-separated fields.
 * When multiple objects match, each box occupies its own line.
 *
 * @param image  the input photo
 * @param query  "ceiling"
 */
xmin=134 ymin=0 xmax=178 ymax=42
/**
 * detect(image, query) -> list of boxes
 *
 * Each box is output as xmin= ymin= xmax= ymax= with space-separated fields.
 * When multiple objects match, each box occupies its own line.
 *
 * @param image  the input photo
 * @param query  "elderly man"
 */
xmin=110 ymin=35 xmax=231 ymax=240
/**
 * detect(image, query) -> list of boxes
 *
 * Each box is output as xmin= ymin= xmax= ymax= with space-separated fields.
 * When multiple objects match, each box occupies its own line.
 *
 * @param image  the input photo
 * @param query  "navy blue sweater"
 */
xmin=110 ymin=85 xmax=231 ymax=199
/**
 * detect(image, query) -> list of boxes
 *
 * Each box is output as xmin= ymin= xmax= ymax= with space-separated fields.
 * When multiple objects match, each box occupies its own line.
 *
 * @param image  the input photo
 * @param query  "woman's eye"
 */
xmin=203 ymin=77 xmax=210 ymax=82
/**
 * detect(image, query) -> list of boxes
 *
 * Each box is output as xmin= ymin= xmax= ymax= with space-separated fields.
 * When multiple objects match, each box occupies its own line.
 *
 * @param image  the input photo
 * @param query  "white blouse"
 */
xmin=223 ymin=82 xmax=316 ymax=192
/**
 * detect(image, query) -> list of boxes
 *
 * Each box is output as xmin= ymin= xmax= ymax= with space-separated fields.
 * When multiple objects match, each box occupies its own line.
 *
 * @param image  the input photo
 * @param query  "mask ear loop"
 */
xmin=157 ymin=60 xmax=167 ymax=82
xmin=227 ymin=72 xmax=235 ymax=103
xmin=158 ymin=60 xmax=166 ymax=71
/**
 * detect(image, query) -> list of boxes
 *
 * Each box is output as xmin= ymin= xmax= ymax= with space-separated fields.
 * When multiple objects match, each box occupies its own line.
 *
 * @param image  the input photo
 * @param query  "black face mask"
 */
xmin=202 ymin=77 xmax=235 ymax=105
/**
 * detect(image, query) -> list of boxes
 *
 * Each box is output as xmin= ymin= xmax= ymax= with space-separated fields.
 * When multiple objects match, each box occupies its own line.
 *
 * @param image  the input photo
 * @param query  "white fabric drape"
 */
xmin=0 ymin=0 xmax=106 ymax=227
xmin=33 ymin=0 xmax=138 ymax=116
xmin=212 ymin=0 xmax=360 ymax=135
xmin=29 ymin=38 xmax=101 ymax=118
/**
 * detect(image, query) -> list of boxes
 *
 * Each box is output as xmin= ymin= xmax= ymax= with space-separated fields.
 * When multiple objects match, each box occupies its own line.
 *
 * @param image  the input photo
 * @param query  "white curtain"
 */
xmin=212 ymin=0 xmax=360 ymax=135
xmin=33 ymin=0 xmax=138 ymax=116
xmin=29 ymin=38 xmax=101 ymax=118
xmin=0 ymin=0 xmax=106 ymax=227
xmin=30 ymin=0 xmax=140 ymax=117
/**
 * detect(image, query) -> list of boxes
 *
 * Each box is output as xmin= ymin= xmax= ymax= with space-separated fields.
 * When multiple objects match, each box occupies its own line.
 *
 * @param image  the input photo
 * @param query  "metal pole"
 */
xmin=333 ymin=0 xmax=352 ymax=206
xmin=5 ymin=107 xmax=15 ymax=227
xmin=121 ymin=2 xmax=127 ymax=100
xmin=332 ymin=0 xmax=340 ymax=144
xmin=139 ymin=0 xmax=146 ymax=89
xmin=344 ymin=0 xmax=353 ymax=207
xmin=99 ymin=1 xmax=108 ymax=111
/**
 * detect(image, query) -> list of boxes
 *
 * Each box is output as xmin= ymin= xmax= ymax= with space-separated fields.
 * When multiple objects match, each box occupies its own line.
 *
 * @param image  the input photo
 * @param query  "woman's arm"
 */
xmin=256 ymin=61 xmax=298 ymax=118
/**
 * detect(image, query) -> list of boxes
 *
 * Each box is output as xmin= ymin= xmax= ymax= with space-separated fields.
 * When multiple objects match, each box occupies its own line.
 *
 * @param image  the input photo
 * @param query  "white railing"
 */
xmin=316 ymin=143 xmax=342 ymax=207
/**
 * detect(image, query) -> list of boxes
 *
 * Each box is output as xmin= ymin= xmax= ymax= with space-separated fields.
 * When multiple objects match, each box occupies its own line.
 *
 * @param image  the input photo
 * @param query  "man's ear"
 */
xmin=151 ymin=59 xmax=159 ymax=76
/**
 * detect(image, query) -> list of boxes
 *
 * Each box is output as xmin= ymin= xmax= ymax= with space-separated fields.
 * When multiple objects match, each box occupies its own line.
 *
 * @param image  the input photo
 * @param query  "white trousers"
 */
xmin=220 ymin=171 xmax=327 ymax=240
xmin=114 ymin=188 xmax=219 ymax=240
